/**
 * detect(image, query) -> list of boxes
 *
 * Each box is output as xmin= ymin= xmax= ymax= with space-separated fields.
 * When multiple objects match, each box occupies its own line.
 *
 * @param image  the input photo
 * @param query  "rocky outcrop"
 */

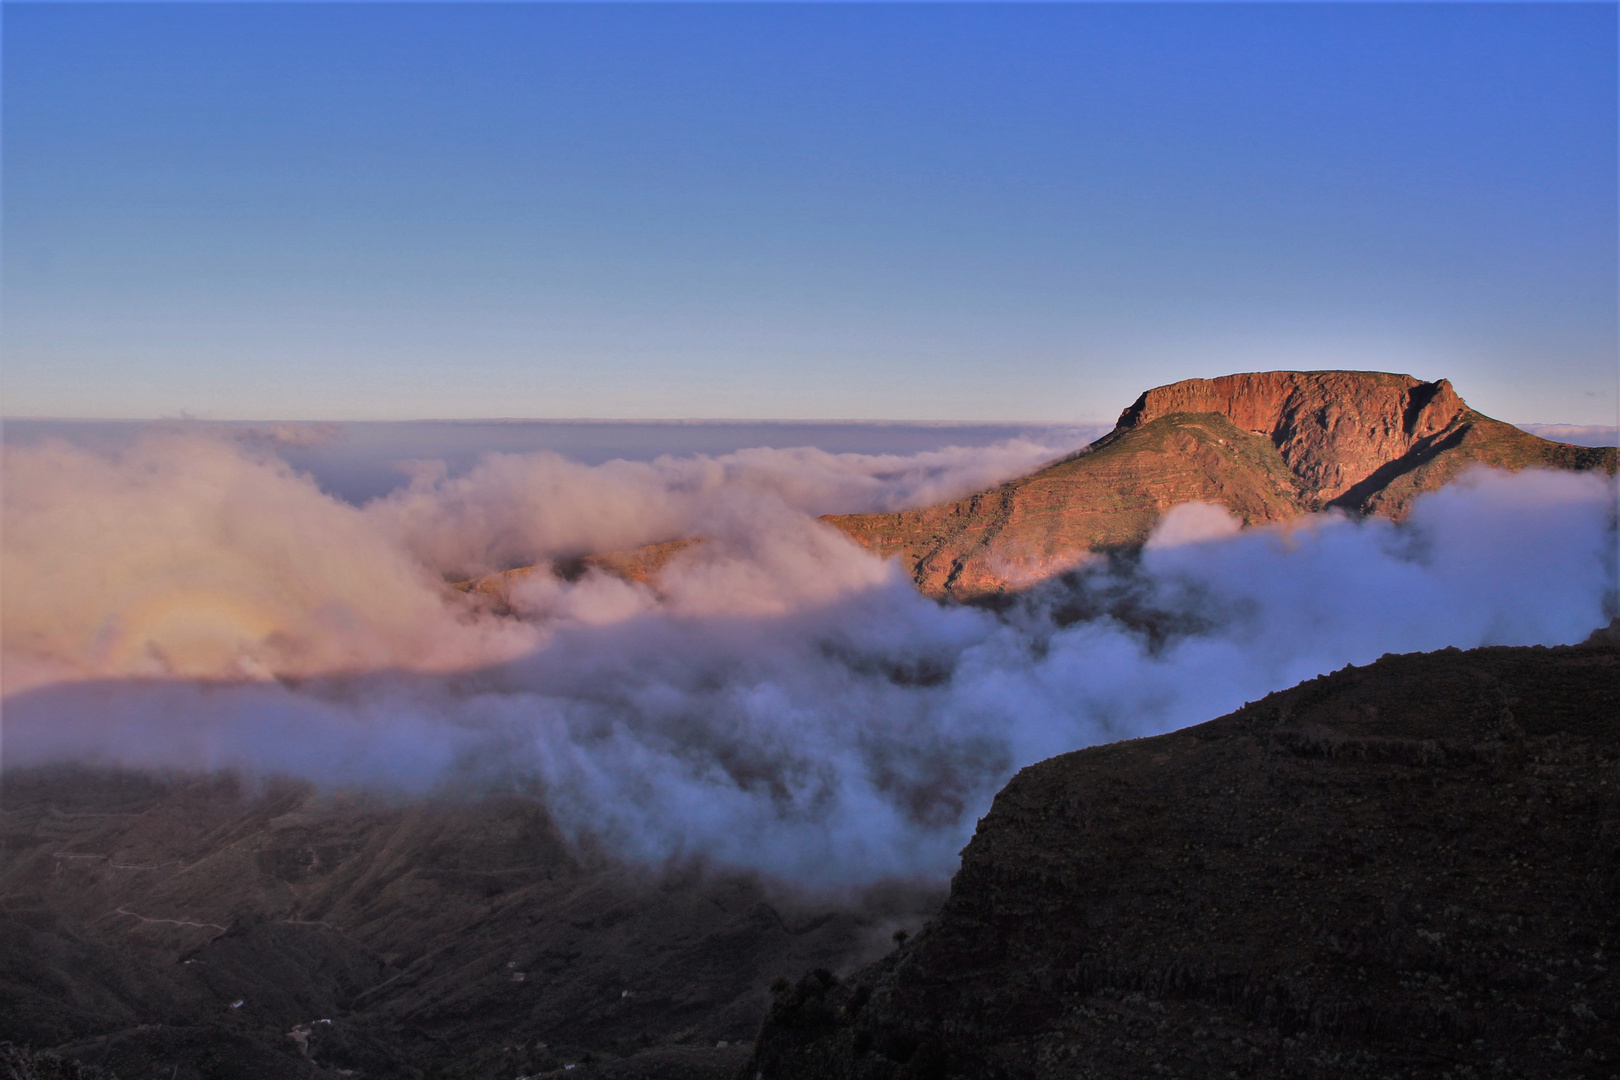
xmin=1114 ymin=371 xmax=1467 ymax=503
xmin=830 ymin=371 xmax=1616 ymax=599
xmin=747 ymin=630 xmax=1620 ymax=1079
xmin=1330 ymin=409 xmax=1616 ymax=520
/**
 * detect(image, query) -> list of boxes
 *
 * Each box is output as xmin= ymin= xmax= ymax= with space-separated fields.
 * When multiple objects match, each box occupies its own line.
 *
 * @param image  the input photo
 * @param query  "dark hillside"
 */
xmin=0 ymin=771 xmax=935 ymax=1079
xmin=750 ymin=631 xmax=1620 ymax=1079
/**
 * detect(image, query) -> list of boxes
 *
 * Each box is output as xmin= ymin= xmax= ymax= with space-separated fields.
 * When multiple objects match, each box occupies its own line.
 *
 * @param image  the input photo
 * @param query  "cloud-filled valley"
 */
xmin=3 ymin=428 xmax=1616 ymax=888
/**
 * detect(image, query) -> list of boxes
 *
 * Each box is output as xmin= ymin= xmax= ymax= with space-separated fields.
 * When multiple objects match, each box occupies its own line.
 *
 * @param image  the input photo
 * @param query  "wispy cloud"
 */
xmin=1515 ymin=423 xmax=1619 ymax=448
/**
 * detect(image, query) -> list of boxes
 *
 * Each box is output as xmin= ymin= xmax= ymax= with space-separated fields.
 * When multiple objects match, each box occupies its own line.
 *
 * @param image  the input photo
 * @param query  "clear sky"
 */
xmin=2 ymin=2 xmax=1616 ymax=424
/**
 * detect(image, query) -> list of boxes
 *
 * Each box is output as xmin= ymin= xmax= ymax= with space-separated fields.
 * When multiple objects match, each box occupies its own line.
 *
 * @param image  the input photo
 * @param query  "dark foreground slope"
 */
xmin=0 ymin=773 xmax=936 ymax=1080
xmin=750 ymin=631 xmax=1620 ymax=1080
xmin=0 ymin=1043 xmax=109 ymax=1080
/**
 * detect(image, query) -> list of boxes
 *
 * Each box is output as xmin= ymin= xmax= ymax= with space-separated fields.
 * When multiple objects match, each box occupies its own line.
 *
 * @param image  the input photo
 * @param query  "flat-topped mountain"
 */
xmin=460 ymin=371 xmax=1614 ymax=608
xmin=748 ymin=628 xmax=1620 ymax=1079
xmin=829 ymin=371 xmax=1616 ymax=598
xmin=1115 ymin=370 xmax=1465 ymax=503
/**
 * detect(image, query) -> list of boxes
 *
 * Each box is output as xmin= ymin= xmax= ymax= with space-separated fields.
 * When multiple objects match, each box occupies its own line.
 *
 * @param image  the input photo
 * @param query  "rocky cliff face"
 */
xmin=830 ymin=371 xmax=1616 ymax=599
xmin=1114 ymin=371 xmax=1467 ymax=503
xmin=747 ymin=631 xmax=1620 ymax=1080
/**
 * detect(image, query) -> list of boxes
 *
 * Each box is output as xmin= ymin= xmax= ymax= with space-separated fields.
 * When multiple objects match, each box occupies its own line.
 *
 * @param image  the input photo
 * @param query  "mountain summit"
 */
xmin=459 ymin=371 xmax=1616 ymax=607
xmin=1113 ymin=370 xmax=1467 ymax=504
xmin=827 ymin=370 xmax=1616 ymax=599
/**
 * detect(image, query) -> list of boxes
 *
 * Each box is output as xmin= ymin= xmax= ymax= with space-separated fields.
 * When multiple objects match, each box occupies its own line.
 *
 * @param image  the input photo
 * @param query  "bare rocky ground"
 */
xmin=0 ymin=771 xmax=939 ymax=1079
xmin=749 ymin=629 xmax=1620 ymax=1079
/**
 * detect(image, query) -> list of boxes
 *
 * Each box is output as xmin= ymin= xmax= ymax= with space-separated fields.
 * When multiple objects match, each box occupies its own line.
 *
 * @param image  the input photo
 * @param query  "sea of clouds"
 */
xmin=3 ymin=427 xmax=1616 ymax=887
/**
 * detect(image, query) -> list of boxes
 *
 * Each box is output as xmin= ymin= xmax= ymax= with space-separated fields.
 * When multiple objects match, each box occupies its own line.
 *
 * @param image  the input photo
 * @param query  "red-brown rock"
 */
xmin=830 ymin=371 xmax=1616 ymax=599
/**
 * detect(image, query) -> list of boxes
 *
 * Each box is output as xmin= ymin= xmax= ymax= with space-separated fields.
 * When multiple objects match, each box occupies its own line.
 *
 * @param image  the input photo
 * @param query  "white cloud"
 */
xmin=4 ymin=426 xmax=1614 ymax=891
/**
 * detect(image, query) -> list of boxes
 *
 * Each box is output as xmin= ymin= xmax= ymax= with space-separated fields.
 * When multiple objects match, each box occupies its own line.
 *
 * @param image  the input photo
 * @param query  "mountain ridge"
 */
xmin=747 ymin=628 xmax=1620 ymax=1079
xmin=461 ymin=370 xmax=1615 ymax=607
xmin=827 ymin=371 xmax=1616 ymax=599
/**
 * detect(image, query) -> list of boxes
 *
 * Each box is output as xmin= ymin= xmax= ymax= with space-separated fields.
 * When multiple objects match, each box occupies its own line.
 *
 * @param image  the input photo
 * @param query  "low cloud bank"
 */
xmin=3 ymin=428 xmax=1615 ymax=887
xmin=367 ymin=434 xmax=1092 ymax=576
xmin=1 ymin=429 xmax=1081 ymax=688
xmin=1516 ymin=423 xmax=1620 ymax=448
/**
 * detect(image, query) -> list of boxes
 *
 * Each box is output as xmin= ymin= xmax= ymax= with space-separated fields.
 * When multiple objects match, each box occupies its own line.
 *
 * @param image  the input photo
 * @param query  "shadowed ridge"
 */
xmin=1329 ymin=409 xmax=1618 ymax=518
xmin=746 ymin=633 xmax=1620 ymax=1079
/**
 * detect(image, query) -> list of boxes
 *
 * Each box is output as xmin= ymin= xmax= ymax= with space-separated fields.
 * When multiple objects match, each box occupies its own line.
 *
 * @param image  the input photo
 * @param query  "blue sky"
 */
xmin=3 ymin=3 xmax=1616 ymax=423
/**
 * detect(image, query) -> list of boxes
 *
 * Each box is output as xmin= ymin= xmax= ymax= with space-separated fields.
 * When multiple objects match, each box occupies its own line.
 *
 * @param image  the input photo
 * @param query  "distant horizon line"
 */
xmin=6 ymin=416 xmax=1617 ymax=430
xmin=1 ymin=415 xmax=1114 ymax=427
